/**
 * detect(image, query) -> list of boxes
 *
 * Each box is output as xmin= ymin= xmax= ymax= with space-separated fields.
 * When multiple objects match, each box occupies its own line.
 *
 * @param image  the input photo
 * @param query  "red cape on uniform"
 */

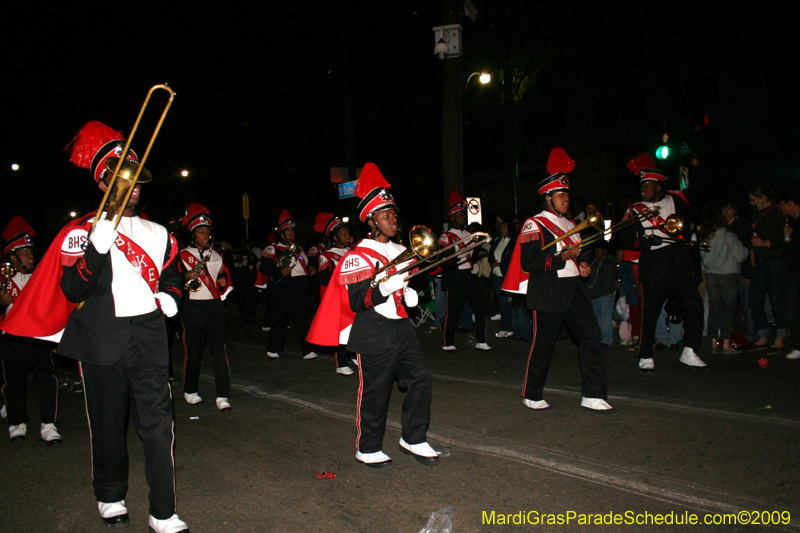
xmin=0 ymin=218 xmax=85 ymax=341
xmin=306 ymin=257 xmax=355 ymax=347
xmin=501 ymin=236 xmax=528 ymax=295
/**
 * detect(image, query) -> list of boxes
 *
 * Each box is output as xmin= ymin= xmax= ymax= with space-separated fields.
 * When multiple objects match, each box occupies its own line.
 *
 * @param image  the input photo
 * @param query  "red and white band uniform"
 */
xmin=1 ymin=265 xmax=59 ymax=433
xmin=620 ymin=191 xmax=704 ymax=363
xmin=259 ymin=242 xmax=314 ymax=355
xmin=57 ymin=211 xmax=184 ymax=520
xmin=439 ymin=227 xmax=489 ymax=347
xmin=318 ymin=245 xmax=352 ymax=370
xmin=179 ymin=244 xmax=233 ymax=401
xmin=340 ymin=237 xmax=433 ymax=454
xmin=509 ymin=210 xmax=609 ymax=403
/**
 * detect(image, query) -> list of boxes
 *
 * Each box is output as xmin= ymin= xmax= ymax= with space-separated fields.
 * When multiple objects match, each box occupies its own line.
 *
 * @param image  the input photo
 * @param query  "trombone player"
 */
xmin=619 ymin=151 xmax=706 ymax=373
xmin=3 ymin=120 xmax=190 ymax=532
xmin=502 ymin=147 xmax=614 ymax=414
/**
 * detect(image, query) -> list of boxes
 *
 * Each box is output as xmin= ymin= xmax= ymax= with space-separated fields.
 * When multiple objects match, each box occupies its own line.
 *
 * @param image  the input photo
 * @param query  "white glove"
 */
xmin=378 ymin=273 xmax=405 ymax=297
xmin=89 ymin=218 xmax=118 ymax=254
xmin=403 ymin=287 xmax=418 ymax=307
xmin=154 ymin=292 xmax=178 ymax=317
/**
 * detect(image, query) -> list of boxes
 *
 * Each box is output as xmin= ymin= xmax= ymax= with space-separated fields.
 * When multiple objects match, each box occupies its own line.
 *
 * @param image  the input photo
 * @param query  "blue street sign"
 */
xmin=338 ymin=181 xmax=357 ymax=199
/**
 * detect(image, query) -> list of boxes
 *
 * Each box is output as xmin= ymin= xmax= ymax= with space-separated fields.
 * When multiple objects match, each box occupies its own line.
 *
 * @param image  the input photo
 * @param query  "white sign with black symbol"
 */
xmin=466 ymin=197 xmax=482 ymax=226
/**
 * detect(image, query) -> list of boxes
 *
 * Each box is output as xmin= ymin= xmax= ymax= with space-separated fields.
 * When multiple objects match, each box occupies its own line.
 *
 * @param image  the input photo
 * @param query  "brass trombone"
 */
xmin=560 ymin=205 xmax=661 ymax=252
xmin=370 ymin=226 xmax=491 ymax=287
xmin=644 ymin=214 xmax=710 ymax=251
xmin=542 ymin=205 xmax=604 ymax=251
xmin=93 ymin=84 xmax=177 ymax=229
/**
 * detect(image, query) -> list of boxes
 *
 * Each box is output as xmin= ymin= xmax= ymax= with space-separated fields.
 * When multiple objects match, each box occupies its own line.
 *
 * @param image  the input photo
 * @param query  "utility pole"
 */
xmin=442 ymin=0 xmax=463 ymax=213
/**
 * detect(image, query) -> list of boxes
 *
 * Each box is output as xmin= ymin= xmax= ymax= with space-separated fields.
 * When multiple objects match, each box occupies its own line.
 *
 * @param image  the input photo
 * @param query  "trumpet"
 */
xmin=370 ymin=225 xmax=491 ymax=287
xmin=93 ymin=84 xmax=176 ymax=230
xmin=185 ymin=239 xmax=214 ymax=292
xmin=1 ymin=262 xmax=16 ymax=294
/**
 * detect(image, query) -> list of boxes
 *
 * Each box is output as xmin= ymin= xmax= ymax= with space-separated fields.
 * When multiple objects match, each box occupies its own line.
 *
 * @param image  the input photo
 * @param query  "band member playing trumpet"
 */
xmin=179 ymin=203 xmax=233 ymax=410
xmin=308 ymin=162 xmax=439 ymax=468
xmin=260 ymin=209 xmax=317 ymax=360
xmin=503 ymin=147 xmax=614 ymax=414
xmin=619 ymin=151 xmax=706 ymax=373
xmin=0 ymin=216 xmax=61 ymax=443
xmin=313 ymin=211 xmax=355 ymax=375
xmin=54 ymin=121 xmax=188 ymax=532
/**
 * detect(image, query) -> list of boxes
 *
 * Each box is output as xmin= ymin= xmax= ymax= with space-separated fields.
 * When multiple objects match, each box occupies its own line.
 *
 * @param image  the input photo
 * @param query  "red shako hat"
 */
xmin=538 ymin=147 xmax=575 ymax=196
xmin=277 ymin=209 xmax=295 ymax=232
xmin=64 ymin=121 xmax=147 ymax=184
xmin=182 ymin=203 xmax=213 ymax=232
xmin=314 ymin=212 xmax=343 ymax=238
xmin=2 ymin=216 xmax=35 ymax=258
xmin=627 ymin=153 xmax=666 ymax=183
xmin=354 ymin=163 xmax=398 ymax=223
xmin=446 ymin=190 xmax=467 ymax=218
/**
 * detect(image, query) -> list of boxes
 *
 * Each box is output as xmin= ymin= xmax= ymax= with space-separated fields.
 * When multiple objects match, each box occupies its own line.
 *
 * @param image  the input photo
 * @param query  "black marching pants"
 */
xmin=522 ymin=284 xmax=608 ymax=401
xmin=181 ymin=299 xmax=230 ymax=398
xmin=442 ymin=271 xmax=487 ymax=346
xmin=1 ymin=335 xmax=58 ymax=427
xmin=356 ymin=320 xmax=432 ymax=453
xmin=80 ymin=342 xmax=176 ymax=520
xmin=266 ymin=276 xmax=311 ymax=354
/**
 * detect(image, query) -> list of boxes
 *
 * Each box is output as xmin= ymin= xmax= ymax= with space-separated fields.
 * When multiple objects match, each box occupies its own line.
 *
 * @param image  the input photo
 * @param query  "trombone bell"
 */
xmin=102 ymin=158 xmax=152 ymax=223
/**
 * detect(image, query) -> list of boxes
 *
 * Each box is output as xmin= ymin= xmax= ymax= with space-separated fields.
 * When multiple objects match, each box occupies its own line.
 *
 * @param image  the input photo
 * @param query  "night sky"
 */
xmin=3 ymin=1 xmax=798 ymax=247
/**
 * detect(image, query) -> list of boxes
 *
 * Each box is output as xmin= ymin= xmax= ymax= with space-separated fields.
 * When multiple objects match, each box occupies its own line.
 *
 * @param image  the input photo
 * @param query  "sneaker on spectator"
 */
xmin=495 ymin=331 xmax=513 ymax=338
xmin=786 ymin=349 xmax=800 ymax=360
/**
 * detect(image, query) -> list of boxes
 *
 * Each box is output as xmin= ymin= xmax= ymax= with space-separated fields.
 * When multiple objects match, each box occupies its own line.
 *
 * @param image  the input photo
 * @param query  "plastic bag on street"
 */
xmin=418 ymin=507 xmax=453 ymax=533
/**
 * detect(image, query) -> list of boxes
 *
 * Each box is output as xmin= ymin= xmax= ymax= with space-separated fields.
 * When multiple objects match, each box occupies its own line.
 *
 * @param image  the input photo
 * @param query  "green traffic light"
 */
xmin=655 ymin=145 xmax=669 ymax=160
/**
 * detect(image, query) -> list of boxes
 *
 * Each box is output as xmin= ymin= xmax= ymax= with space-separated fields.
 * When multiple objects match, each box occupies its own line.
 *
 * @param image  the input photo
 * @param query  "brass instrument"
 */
xmin=542 ymin=205 xmax=604 ymax=251
xmin=561 ymin=205 xmax=662 ymax=252
xmin=270 ymin=243 xmax=299 ymax=283
xmin=1 ymin=262 xmax=16 ymax=294
xmin=644 ymin=213 xmax=710 ymax=251
xmin=370 ymin=226 xmax=491 ymax=287
xmin=93 ymin=84 xmax=176 ymax=229
xmin=185 ymin=239 xmax=214 ymax=293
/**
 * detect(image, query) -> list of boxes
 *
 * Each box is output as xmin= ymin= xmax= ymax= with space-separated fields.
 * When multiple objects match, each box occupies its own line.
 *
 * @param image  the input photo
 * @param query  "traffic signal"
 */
xmin=655 ymin=132 xmax=670 ymax=160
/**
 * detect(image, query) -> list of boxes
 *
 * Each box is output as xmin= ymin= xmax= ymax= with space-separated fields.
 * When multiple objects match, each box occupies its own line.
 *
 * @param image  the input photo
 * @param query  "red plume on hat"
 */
xmin=546 ymin=147 xmax=576 ymax=176
xmin=314 ymin=211 xmax=343 ymax=237
xmin=447 ymin=190 xmax=467 ymax=218
xmin=354 ymin=163 xmax=391 ymax=199
xmin=2 ymin=215 xmax=36 ymax=258
xmin=63 ymin=121 xmax=140 ymax=183
xmin=277 ymin=209 xmax=295 ymax=232
xmin=627 ymin=153 xmax=666 ymax=183
xmin=182 ymin=203 xmax=212 ymax=232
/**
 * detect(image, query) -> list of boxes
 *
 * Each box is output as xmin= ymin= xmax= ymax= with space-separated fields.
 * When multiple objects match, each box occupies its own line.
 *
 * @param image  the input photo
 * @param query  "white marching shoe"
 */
xmin=678 ymin=347 xmax=708 ymax=370
xmin=0 ymin=404 xmax=6 ymax=420
xmin=336 ymin=366 xmax=354 ymax=376
xmin=98 ymin=500 xmax=129 ymax=528
xmin=638 ymin=358 xmax=655 ymax=373
xmin=355 ymin=450 xmax=393 ymax=469
xmin=9 ymin=423 xmax=27 ymax=442
xmin=184 ymin=392 xmax=203 ymax=405
xmin=441 ymin=345 xmax=457 ymax=352
xmin=398 ymin=438 xmax=440 ymax=466
xmin=266 ymin=351 xmax=280 ymax=359
xmin=216 ymin=397 xmax=231 ymax=411
xmin=580 ymin=397 xmax=617 ymax=415
xmin=522 ymin=398 xmax=553 ymax=412
xmin=40 ymin=423 xmax=62 ymax=444
xmin=474 ymin=342 xmax=492 ymax=351
xmin=148 ymin=513 xmax=189 ymax=533
xmin=303 ymin=352 xmax=318 ymax=360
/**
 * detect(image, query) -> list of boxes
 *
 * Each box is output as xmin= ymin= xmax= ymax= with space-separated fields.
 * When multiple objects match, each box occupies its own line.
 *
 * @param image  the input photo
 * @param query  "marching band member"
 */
xmin=0 ymin=121 xmax=190 ymax=532
xmin=0 ymin=216 xmax=61 ymax=443
xmin=259 ymin=209 xmax=317 ymax=360
xmin=179 ymin=203 xmax=233 ymax=410
xmin=620 ymin=152 xmax=706 ymax=373
xmin=313 ymin=211 xmax=355 ymax=375
xmin=503 ymin=147 xmax=614 ymax=414
xmin=307 ymin=163 xmax=440 ymax=468
xmin=439 ymin=190 xmax=491 ymax=352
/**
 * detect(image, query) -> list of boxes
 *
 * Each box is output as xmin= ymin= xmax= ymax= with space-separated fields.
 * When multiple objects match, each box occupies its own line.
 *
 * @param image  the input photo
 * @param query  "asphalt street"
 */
xmin=2 ymin=299 xmax=799 ymax=533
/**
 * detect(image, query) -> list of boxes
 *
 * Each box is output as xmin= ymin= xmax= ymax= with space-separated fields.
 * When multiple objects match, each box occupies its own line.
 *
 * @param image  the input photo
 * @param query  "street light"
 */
xmin=181 ymin=170 xmax=189 ymax=178
xmin=465 ymin=71 xmax=491 ymax=91
xmin=11 ymin=163 xmax=19 ymax=171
